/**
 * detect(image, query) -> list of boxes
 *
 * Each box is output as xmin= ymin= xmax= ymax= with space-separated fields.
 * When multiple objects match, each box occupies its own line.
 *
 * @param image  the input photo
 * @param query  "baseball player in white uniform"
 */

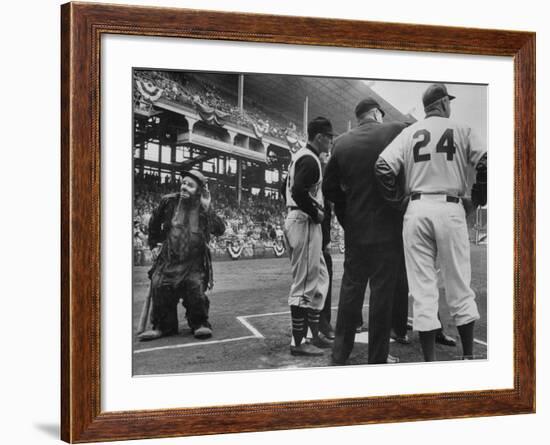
xmin=375 ymin=83 xmax=487 ymax=361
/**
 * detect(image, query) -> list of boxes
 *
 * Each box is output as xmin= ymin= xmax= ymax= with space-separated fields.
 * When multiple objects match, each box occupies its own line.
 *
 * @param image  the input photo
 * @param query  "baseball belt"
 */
xmin=410 ymin=193 xmax=460 ymax=203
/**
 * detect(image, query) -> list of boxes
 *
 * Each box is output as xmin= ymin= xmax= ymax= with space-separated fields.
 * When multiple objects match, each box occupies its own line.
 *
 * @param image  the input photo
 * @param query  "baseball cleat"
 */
xmin=393 ymin=334 xmax=411 ymax=345
xmin=320 ymin=324 xmax=336 ymax=339
xmin=386 ymin=354 xmax=400 ymax=364
xmin=193 ymin=326 xmax=213 ymax=339
xmin=137 ymin=329 xmax=163 ymax=342
xmin=290 ymin=343 xmax=324 ymax=356
xmin=390 ymin=329 xmax=411 ymax=345
xmin=310 ymin=334 xmax=333 ymax=349
xmin=435 ymin=332 xmax=457 ymax=347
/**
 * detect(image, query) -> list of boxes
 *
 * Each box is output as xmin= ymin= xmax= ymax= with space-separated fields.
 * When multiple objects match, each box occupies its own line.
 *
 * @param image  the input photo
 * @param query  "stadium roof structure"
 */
xmin=195 ymin=72 xmax=415 ymax=135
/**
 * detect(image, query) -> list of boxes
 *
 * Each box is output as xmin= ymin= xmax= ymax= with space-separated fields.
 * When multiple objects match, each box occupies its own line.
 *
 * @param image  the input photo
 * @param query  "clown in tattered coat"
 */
xmin=138 ymin=169 xmax=225 ymax=341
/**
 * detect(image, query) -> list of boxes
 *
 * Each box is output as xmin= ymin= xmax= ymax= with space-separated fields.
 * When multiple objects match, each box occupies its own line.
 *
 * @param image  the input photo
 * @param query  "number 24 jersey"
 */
xmin=379 ymin=116 xmax=486 ymax=197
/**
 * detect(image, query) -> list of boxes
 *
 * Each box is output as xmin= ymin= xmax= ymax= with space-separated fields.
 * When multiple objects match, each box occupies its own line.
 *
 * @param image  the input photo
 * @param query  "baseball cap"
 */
xmin=307 ymin=116 xmax=335 ymax=140
xmin=422 ymin=83 xmax=456 ymax=108
xmin=181 ymin=169 xmax=207 ymax=187
xmin=355 ymin=97 xmax=385 ymax=117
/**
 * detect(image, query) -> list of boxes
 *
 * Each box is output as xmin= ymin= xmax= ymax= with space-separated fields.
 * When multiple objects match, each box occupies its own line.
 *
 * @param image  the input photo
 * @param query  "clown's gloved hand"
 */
xmin=151 ymin=244 xmax=162 ymax=261
xmin=200 ymin=185 xmax=211 ymax=210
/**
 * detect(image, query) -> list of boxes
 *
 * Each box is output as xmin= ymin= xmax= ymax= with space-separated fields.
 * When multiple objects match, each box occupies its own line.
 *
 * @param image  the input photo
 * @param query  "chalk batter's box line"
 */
xmin=134 ymin=336 xmax=258 ymax=354
xmin=241 ymin=309 xmax=487 ymax=346
xmin=134 ymin=305 xmax=487 ymax=354
xmin=132 ymin=308 xmax=325 ymax=355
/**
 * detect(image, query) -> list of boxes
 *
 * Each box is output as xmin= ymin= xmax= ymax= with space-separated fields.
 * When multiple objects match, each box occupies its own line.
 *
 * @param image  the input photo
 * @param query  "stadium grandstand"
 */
xmin=131 ymin=71 xmax=488 ymax=371
xmin=132 ymin=69 xmax=414 ymax=262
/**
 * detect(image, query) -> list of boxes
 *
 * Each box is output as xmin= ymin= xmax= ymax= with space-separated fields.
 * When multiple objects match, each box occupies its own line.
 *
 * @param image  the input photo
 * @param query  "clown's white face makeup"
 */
xmin=180 ymin=176 xmax=199 ymax=199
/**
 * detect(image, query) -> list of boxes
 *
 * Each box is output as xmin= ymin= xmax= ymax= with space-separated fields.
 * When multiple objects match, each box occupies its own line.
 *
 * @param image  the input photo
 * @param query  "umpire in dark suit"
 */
xmin=323 ymin=98 xmax=406 ymax=364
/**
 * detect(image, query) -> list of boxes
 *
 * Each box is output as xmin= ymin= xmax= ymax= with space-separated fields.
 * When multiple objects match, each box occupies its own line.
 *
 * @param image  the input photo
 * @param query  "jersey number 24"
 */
xmin=413 ymin=128 xmax=455 ymax=163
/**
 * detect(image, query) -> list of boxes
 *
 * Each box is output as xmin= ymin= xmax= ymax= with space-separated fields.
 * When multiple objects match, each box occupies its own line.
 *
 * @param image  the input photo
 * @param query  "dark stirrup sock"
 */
xmin=418 ymin=329 xmax=438 ymax=361
xmin=307 ymin=308 xmax=321 ymax=339
xmin=457 ymin=321 xmax=475 ymax=359
xmin=290 ymin=306 xmax=307 ymax=346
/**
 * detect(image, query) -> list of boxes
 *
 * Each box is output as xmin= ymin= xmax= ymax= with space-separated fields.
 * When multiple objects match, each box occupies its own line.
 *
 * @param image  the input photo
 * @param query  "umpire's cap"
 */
xmin=355 ymin=97 xmax=385 ymax=117
xmin=422 ymin=83 xmax=456 ymax=108
xmin=307 ymin=116 xmax=335 ymax=141
xmin=181 ymin=169 xmax=207 ymax=188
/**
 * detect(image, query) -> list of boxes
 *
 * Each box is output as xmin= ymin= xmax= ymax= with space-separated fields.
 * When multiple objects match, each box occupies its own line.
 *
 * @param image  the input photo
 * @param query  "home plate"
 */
xmin=289 ymin=330 xmax=396 ymax=346
xmin=355 ymin=331 xmax=396 ymax=344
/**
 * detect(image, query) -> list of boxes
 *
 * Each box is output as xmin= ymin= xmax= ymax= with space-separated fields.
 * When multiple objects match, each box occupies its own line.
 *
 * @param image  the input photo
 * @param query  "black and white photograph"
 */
xmin=131 ymin=69 xmax=487 ymax=376
xmin=1 ymin=0 xmax=545 ymax=442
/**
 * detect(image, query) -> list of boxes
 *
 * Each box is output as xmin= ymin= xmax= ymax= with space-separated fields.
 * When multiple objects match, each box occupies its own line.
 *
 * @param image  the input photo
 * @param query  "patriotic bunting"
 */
xmin=252 ymin=120 xmax=269 ymax=139
xmin=227 ymin=242 xmax=244 ymax=260
xmin=136 ymin=79 xmax=164 ymax=102
xmin=196 ymin=102 xmax=229 ymax=127
xmin=272 ymin=241 xmax=286 ymax=257
xmin=285 ymin=132 xmax=305 ymax=153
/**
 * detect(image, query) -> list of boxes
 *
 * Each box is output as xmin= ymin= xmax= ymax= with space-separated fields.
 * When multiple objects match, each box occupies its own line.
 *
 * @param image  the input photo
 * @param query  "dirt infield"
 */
xmin=132 ymin=245 xmax=487 ymax=375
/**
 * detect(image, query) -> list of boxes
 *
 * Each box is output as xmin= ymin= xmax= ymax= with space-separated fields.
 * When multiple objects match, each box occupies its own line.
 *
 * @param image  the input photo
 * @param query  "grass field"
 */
xmin=132 ymin=245 xmax=487 ymax=376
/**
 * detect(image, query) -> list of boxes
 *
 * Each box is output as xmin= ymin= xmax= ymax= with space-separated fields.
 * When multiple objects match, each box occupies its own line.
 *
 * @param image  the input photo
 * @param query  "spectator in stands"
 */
xmin=275 ymin=225 xmax=284 ymax=242
xmin=134 ymin=232 xmax=145 ymax=266
xmin=134 ymin=169 xmax=287 ymax=254
xmin=268 ymin=225 xmax=277 ymax=241
xmin=134 ymin=70 xmax=301 ymax=143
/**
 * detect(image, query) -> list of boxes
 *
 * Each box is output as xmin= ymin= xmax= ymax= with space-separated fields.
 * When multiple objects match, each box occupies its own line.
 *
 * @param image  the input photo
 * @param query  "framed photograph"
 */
xmin=61 ymin=2 xmax=535 ymax=442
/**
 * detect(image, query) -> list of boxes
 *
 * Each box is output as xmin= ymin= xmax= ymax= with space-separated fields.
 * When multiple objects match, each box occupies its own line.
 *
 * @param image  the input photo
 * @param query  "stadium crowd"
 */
xmin=134 ymin=70 xmax=306 ymax=142
xmin=133 ymin=171 xmax=309 ymax=264
xmin=133 ymin=69 xmax=488 ymax=372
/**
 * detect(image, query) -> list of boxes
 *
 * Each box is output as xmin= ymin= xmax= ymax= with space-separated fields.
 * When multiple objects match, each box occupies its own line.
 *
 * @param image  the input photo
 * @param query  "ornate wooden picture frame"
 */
xmin=61 ymin=2 xmax=535 ymax=442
